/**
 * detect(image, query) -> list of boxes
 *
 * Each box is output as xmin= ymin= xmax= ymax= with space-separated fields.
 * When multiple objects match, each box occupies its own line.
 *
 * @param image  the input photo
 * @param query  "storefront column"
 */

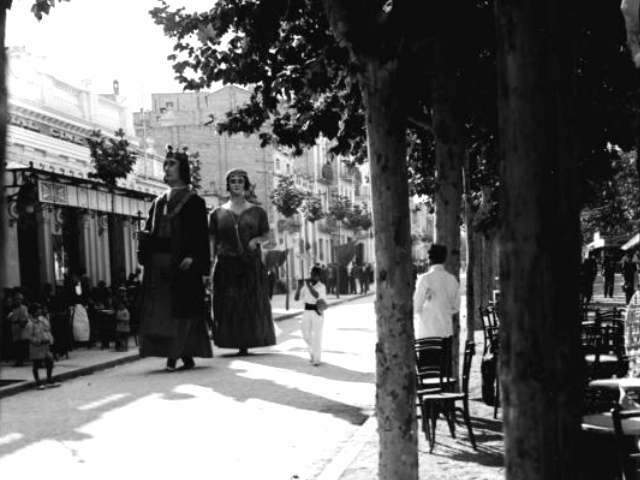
xmin=4 ymin=222 xmax=20 ymax=288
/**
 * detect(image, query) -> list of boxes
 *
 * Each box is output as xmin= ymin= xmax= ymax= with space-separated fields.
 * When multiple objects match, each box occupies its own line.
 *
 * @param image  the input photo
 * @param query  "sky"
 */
xmin=6 ymin=0 xmax=217 ymax=112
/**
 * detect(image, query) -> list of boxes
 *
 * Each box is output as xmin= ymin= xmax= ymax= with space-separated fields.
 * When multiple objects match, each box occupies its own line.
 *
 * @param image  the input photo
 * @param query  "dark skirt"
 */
xmin=138 ymin=253 xmax=213 ymax=359
xmin=212 ymin=255 xmax=275 ymax=349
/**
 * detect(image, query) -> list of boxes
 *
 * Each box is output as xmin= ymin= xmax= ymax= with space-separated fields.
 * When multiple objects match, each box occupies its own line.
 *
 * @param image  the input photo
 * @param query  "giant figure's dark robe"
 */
xmin=137 ymin=188 xmax=213 ymax=359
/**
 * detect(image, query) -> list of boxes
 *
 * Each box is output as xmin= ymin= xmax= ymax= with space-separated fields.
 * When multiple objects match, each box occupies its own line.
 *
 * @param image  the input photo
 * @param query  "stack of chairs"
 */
xmin=582 ymin=309 xmax=628 ymax=382
xmin=414 ymin=338 xmax=477 ymax=452
xmin=479 ymin=304 xmax=501 ymax=418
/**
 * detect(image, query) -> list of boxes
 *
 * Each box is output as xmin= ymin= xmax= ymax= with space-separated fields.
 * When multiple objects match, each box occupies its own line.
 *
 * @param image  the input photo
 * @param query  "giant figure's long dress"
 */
xmin=209 ymin=205 xmax=275 ymax=349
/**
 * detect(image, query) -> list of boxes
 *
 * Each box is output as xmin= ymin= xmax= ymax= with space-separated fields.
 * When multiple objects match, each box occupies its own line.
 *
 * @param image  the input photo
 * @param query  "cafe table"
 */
xmin=582 ymin=411 xmax=640 ymax=436
xmin=580 ymin=410 xmax=636 ymax=480
xmin=582 ymin=379 xmax=640 ymax=479
xmin=589 ymin=377 xmax=640 ymax=405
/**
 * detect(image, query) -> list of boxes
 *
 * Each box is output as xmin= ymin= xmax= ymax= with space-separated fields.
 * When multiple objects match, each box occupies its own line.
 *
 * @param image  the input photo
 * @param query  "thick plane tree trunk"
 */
xmin=495 ymin=1 xmax=583 ymax=478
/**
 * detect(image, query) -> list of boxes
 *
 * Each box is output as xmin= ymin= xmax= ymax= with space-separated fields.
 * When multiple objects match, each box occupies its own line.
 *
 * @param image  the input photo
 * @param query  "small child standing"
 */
xmin=27 ymin=303 xmax=60 ymax=390
xmin=294 ymin=266 xmax=328 ymax=366
xmin=114 ymin=297 xmax=130 ymax=352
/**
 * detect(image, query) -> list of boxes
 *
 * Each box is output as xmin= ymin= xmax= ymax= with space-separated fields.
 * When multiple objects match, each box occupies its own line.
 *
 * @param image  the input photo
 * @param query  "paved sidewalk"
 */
xmin=329 ymin=282 xmax=626 ymax=480
xmin=322 ymin=328 xmax=505 ymax=480
xmin=0 ymin=290 xmax=372 ymax=399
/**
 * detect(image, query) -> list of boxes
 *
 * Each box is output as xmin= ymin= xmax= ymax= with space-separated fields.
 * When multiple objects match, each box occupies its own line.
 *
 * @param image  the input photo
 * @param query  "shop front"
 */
xmin=3 ymin=163 xmax=154 ymax=295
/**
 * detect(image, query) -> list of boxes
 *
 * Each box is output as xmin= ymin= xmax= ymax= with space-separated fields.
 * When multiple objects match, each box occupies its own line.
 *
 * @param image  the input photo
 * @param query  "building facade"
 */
xmin=135 ymin=87 xmax=374 ymax=283
xmin=3 ymin=47 xmax=166 ymax=295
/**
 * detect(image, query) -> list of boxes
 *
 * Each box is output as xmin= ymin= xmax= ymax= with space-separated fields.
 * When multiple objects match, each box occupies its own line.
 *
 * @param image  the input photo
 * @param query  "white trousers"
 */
xmin=301 ymin=310 xmax=324 ymax=363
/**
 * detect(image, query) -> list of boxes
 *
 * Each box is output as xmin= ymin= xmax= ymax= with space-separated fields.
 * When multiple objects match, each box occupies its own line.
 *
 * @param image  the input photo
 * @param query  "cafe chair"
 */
xmin=597 ymin=307 xmax=625 ymax=323
xmin=415 ymin=336 xmax=455 ymax=393
xmin=414 ymin=336 xmax=455 ymax=444
xmin=480 ymin=305 xmax=501 ymax=418
xmin=582 ymin=321 xmax=628 ymax=381
xmin=611 ymin=404 xmax=640 ymax=480
xmin=479 ymin=306 xmax=500 ymax=357
xmin=416 ymin=340 xmax=477 ymax=453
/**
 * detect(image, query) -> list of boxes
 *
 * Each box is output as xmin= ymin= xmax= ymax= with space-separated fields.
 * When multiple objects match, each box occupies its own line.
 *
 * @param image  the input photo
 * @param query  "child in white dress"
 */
xmin=295 ymin=267 xmax=327 ymax=366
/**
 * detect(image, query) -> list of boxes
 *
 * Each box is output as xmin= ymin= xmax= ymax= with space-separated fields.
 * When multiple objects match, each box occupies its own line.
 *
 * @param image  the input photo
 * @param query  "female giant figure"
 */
xmin=209 ymin=169 xmax=275 ymax=355
xmin=137 ymin=146 xmax=213 ymax=370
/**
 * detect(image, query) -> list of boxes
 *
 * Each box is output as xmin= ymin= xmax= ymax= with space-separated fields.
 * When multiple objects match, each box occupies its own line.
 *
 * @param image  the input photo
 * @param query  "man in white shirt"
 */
xmin=413 ymin=244 xmax=460 ymax=339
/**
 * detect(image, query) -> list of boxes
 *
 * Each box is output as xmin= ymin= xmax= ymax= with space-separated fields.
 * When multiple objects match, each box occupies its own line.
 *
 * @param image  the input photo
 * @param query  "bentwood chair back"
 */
xmin=582 ymin=321 xmax=628 ymax=380
xmin=416 ymin=340 xmax=477 ymax=452
xmin=414 ymin=336 xmax=454 ymax=394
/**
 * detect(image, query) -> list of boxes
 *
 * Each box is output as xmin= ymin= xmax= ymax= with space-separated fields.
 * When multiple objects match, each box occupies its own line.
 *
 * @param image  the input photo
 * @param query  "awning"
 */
xmin=5 ymin=164 xmax=156 ymax=217
xmin=622 ymin=233 xmax=640 ymax=251
xmin=586 ymin=231 xmax=629 ymax=251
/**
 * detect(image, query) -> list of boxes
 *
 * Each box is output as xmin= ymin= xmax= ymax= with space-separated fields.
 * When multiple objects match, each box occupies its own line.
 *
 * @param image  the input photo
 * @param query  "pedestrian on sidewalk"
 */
xmin=580 ymin=254 xmax=598 ymax=307
xmin=9 ymin=290 xmax=30 ymax=367
xmin=209 ymin=169 xmax=275 ymax=356
xmin=114 ymin=293 xmax=130 ymax=352
xmin=413 ymin=244 xmax=460 ymax=340
xmin=295 ymin=266 xmax=328 ymax=366
xmin=602 ymin=255 xmax=616 ymax=298
xmin=27 ymin=302 xmax=60 ymax=390
xmin=136 ymin=145 xmax=213 ymax=371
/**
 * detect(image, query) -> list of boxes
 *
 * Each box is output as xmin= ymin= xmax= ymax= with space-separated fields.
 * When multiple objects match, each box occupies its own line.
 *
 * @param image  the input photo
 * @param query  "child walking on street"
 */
xmin=27 ymin=303 xmax=60 ymax=390
xmin=295 ymin=266 xmax=328 ymax=366
xmin=114 ymin=296 xmax=130 ymax=352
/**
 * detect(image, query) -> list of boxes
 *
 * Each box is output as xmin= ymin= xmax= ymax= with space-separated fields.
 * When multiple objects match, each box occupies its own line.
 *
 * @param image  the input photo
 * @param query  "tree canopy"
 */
xmin=86 ymin=128 xmax=136 ymax=187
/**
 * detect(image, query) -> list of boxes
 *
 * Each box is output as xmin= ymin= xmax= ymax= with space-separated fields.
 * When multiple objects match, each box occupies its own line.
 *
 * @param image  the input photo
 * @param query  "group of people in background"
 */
xmin=581 ymin=249 xmax=640 ymax=306
xmin=2 ymin=270 xmax=141 ymax=365
xmin=318 ymin=262 xmax=373 ymax=295
xmin=4 ymin=289 xmax=60 ymax=389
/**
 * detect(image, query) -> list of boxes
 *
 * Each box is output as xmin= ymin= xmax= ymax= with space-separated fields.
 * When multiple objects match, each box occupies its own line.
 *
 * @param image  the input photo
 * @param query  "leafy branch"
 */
xmin=299 ymin=193 xmax=325 ymax=223
xmin=269 ymin=174 xmax=305 ymax=218
xmin=86 ymin=129 xmax=136 ymax=188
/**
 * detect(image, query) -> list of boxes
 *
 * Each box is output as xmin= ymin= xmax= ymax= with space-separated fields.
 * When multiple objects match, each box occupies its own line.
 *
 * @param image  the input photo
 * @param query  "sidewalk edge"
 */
xmin=315 ymin=415 xmax=377 ymax=480
xmin=0 ymin=353 xmax=140 ymax=400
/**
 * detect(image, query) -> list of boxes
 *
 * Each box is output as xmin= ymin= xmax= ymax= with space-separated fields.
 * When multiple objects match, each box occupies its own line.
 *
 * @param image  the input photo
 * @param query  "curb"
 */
xmin=0 ymin=352 xmax=141 ymax=400
xmin=316 ymin=415 xmax=377 ymax=480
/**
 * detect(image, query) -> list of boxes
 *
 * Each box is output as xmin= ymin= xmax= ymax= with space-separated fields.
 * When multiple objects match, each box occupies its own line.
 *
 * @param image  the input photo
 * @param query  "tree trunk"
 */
xmin=0 ymin=4 xmax=8 ymax=360
xmin=432 ymin=23 xmax=465 ymax=382
xmin=464 ymin=198 xmax=478 ymax=342
xmin=495 ymin=2 xmax=583 ymax=478
xmin=462 ymin=154 xmax=478 ymax=341
xmin=359 ymin=58 xmax=417 ymax=480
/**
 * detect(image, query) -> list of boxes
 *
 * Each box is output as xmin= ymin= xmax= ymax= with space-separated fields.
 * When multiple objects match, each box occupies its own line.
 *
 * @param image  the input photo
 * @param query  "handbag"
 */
xmin=315 ymin=299 xmax=328 ymax=315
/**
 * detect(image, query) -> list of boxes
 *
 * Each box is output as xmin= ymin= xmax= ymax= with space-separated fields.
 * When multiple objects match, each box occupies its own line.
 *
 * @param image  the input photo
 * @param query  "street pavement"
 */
xmin=0 ymin=290 xmax=377 ymax=480
xmin=0 ymin=290 xmax=372 ymax=398
xmin=0 ymin=277 xmax=627 ymax=480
